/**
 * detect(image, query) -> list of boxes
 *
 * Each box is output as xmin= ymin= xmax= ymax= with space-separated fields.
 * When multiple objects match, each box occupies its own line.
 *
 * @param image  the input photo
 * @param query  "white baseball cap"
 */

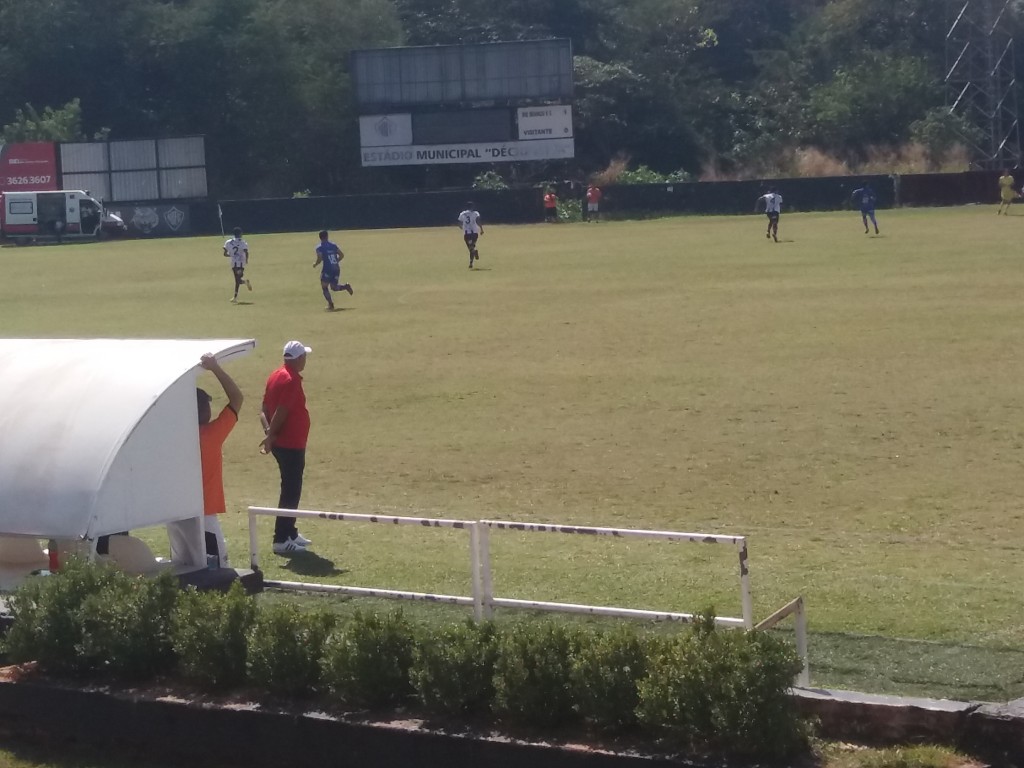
xmin=283 ymin=340 xmax=312 ymax=360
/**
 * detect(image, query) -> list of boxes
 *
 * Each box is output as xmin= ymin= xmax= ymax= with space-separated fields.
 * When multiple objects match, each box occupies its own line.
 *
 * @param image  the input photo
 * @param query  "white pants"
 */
xmin=167 ymin=516 xmax=229 ymax=568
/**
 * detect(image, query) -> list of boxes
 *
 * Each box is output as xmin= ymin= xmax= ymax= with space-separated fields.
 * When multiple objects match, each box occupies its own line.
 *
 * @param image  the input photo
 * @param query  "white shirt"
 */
xmin=458 ymin=209 xmax=481 ymax=235
xmin=759 ymin=193 xmax=783 ymax=214
xmin=224 ymin=236 xmax=248 ymax=267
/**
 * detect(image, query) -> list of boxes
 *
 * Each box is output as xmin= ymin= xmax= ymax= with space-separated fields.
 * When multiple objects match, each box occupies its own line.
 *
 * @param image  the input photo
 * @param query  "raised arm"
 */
xmin=200 ymin=353 xmax=243 ymax=414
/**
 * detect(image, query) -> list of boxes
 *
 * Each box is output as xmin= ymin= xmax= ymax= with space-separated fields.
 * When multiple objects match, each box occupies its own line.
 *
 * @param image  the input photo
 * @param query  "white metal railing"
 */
xmin=247 ymin=507 xmax=808 ymax=678
xmin=754 ymin=596 xmax=810 ymax=686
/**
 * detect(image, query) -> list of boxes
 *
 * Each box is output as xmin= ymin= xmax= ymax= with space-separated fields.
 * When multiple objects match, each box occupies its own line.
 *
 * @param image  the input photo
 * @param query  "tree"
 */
xmin=807 ymin=53 xmax=938 ymax=150
xmin=2 ymin=99 xmax=96 ymax=142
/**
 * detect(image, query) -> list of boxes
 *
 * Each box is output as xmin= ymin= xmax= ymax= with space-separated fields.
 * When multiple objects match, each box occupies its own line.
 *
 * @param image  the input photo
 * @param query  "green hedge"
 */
xmin=2 ymin=562 xmax=808 ymax=758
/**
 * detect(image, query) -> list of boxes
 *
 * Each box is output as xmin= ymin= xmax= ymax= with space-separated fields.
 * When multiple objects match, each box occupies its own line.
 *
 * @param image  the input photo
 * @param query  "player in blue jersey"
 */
xmin=851 ymin=183 xmax=880 ymax=235
xmin=313 ymin=230 xmax=353 ymax=311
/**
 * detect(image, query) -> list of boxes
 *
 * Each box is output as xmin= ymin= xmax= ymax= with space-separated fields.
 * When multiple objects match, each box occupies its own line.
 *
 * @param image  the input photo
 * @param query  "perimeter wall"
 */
xmin=132 ymin=169 xmax=1010 ymax=237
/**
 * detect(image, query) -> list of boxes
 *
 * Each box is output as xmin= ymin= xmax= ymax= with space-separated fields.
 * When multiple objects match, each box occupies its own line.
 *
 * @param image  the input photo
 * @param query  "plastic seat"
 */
xmin=106 ymin=536 xmax=163 ymax=575
xmin=0 ymin=536 xmax=47 ymax=566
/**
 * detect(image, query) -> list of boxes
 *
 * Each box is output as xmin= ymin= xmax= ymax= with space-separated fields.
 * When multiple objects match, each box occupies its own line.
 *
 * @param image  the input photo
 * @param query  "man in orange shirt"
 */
xmin=197 ymin=352 xmax=243 ymax=566
xmin=543 ymin=189 xmax=558 ymax=222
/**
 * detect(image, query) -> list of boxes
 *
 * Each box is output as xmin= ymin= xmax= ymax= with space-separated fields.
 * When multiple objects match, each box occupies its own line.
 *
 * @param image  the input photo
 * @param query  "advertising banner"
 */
xmin=105 ymin=203 xmax=191 ymax=237
xmin=517 ymin=106 xmax=573 ymax=140
xmin=359 ymin=114 xmax=414 ymax=147
xmin=361 ymin=137 xmax=574 ymax=167
xmin=0 ymin=142 xmax=58 ymax=193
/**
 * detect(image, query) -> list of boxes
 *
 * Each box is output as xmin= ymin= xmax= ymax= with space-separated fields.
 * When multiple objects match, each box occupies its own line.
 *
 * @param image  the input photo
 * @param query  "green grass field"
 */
xmin=3 ymin=205 xmax=1024 ymax=699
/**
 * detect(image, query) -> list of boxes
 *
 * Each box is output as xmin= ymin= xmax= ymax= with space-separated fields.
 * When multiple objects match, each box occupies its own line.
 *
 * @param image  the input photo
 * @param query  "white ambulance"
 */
xmin=0 ymin=189 xmax=126 ymax=244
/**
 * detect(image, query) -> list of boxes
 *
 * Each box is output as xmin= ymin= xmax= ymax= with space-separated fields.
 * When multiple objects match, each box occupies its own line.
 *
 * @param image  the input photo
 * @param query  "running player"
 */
xmin=851 ymin=183 xmax=880 ymax=234
xmin=223 ymin=227 xmax=251 ymax=303
xmin=997 ymin=169 xmax=1018 ymax=215
xmin=457 ymin=202 xmax=484 ymax=268
xmin=313 ymin=230 xmax=353 ymax=311
xmin=755 ymin=188 xmax=783 ymax=242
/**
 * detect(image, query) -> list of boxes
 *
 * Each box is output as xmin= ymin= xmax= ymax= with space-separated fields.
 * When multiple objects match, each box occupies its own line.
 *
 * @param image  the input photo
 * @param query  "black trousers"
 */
xmin=271 ymin=446 xmax=305 ymax=542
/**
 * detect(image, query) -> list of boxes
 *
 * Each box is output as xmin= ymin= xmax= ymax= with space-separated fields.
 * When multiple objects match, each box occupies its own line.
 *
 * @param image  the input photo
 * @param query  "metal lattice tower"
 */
xmin=945 ymin=0 xmax=1021 ymax=169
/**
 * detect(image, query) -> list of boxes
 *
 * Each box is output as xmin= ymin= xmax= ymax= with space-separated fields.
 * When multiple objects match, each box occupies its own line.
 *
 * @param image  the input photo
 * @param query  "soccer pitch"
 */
xmin=3 ymin=206 xmax=1024 ymax=663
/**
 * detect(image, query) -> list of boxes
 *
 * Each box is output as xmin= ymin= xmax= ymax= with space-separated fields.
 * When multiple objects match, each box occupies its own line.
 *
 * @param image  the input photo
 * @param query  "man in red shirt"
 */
xmin=261 ymin=340 xmax=313 ymax=554
xmin=543 ymin=189 xmax=558 ymax=222
xmin=586 ymin=184 xmax=603 ymax=222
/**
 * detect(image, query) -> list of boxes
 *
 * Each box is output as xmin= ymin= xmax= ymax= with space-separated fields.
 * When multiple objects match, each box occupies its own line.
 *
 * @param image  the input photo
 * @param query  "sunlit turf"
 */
xmin=3 ymin=205 xmax=1024 ymax=697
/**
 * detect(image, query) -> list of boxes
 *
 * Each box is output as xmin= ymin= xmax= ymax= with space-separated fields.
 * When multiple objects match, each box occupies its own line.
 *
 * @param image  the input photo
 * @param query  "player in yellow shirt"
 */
xmin=997 ymin=170 xmax=1018 ymax=215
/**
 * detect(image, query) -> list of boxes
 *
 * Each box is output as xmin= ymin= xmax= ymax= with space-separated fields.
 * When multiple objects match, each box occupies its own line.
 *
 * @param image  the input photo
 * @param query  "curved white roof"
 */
xmin=0 ymin=339 xmax=255 ymax=540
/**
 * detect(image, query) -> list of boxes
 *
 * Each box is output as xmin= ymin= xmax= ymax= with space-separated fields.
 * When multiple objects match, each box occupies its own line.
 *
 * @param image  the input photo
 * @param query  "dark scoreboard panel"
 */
xmin=412 ymin=110 xmax=514 ymax=145
xmin=352 ymin=39 xmax=573 ymax=111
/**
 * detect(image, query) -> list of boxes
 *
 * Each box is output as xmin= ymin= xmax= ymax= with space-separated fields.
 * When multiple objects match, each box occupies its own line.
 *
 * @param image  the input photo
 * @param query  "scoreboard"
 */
xmin=351 ymin=40 xmax=575 ymax=167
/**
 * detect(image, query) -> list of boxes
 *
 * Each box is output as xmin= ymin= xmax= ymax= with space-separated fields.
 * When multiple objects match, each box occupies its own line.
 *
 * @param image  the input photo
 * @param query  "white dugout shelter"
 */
xmin=0 ymin=338 xmax=256 ymax=588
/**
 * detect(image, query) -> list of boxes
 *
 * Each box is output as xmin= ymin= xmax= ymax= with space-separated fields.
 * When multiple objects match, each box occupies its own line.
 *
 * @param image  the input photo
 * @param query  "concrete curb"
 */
xmin=794 ymin=687 xmax=1024 ymax=767
xmin=0 ymin=679 xmax=690 ymax=767
xmin=0 ymin=677 xmax=1021 ymax=766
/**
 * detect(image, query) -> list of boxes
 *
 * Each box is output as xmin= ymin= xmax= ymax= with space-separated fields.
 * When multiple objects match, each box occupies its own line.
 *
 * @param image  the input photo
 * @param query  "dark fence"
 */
xmin=153 ymin=170 xmax=1007 ymax=237
xmin=586 ymin=174 xmax=895 ymax=217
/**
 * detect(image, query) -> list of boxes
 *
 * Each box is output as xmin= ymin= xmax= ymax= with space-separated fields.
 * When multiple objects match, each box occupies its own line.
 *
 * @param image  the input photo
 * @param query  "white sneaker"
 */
xmin=272 ymin=537 xmax=306 ymax=554
xmin=294 ymin=533 xmax=313 ymax=547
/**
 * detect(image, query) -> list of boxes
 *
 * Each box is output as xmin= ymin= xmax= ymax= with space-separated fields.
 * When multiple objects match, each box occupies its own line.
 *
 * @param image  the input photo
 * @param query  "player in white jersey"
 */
xmin=223 ymin=227 xmax=252 ymax=303
xmin=755 ymin=189 xmax=783 ymax=242
xmin=457 ymin=203 xmax=484 ymax=268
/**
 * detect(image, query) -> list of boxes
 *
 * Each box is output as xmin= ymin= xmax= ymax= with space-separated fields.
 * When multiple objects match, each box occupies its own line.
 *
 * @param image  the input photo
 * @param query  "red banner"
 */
xmin=0 ymin=142 xmax=58 ymax=193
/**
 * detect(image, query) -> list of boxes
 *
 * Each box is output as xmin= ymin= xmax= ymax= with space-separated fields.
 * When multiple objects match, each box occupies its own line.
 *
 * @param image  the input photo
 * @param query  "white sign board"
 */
xmin=361 ymin=138 xmax=575 ymax=167
xmin=517 ymin=105 xmax=573 ymax=140
xmin=358 ymin=114 xmax=414 ymax=147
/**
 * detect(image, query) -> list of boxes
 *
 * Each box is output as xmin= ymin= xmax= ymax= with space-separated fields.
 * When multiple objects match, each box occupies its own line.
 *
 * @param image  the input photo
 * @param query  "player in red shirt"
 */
xmin=586 ymin=184 xmax=603 ymax=222
xmin=543 ymin=190 xmax=558 ymax=222
xmin=261 ymin=340 xmax=313 ymax=554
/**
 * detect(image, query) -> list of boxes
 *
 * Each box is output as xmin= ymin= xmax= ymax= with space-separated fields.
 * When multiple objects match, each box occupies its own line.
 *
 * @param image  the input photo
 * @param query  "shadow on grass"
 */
xmin=280 ymin=549 xmax=346 ymax=578
xmin=785 ymin=629 xmax=1024 ymax=702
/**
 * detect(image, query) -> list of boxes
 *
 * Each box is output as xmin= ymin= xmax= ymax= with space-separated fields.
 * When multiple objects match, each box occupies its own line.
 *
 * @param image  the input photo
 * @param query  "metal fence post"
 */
xmin=248 ymin=509 xmax=260 ymax=570
xmin=738 ymin=538 xmax=753 ymax=629
xmin=469 ymin=523 xmax=484 ymax=621
xmin=795 ymin=596 xmax=810 ymax=687
xmin=479 ymin=523 xmax=494 ymax=619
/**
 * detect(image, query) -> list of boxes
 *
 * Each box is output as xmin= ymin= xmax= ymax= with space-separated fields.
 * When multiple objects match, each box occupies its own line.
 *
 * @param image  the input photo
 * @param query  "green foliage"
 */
xmin=570 ymin=626 xmax=653 ymax=731
xmin=636 ymin=611 xmax=807 ymax=758
xmin=5 ymin=559 xmax=178 ymax=679
xmin=76 ymin=571 xmax=179 ymax=679
xmin=909 ymin=109 xmax=983 ymax=169
xmin=615 ymin=165 xmax=693 ymax=185
xmin=491 ymin=621 xmax=582 ymax=728
xmin=557 ymin=197 xmax=583 ymax=222
xmin=807 ymin=54 xmax=938 ymax=150
xmin=171 ymin=582 xmax=256 ymax=690
xmin=0 ymin=0 xmax=967 ymax=189
xmin=247 ymin=604 xmax=336 ymax=697
xmin=410 ymin=620 xmax=499 ymax=717
xmin=321 ymin=609 xmax=418 ymax=709
xmin=825 ymin=743 xmax=972 ymax=768
xmin=472 ymin=171 xmax=509 ymax=191
xmin=2 ymin=99 xmax=92 ymax=143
